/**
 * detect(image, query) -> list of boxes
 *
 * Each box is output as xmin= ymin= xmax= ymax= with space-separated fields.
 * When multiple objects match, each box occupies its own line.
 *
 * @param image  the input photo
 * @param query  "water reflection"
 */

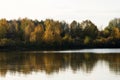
xmin=0 ymin=52 xmax=120 ymax=77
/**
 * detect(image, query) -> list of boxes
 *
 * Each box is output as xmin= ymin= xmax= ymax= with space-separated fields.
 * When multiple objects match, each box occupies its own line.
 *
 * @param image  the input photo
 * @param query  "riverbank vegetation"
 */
xmin=0 ymin=18 xmax=120 ymax=50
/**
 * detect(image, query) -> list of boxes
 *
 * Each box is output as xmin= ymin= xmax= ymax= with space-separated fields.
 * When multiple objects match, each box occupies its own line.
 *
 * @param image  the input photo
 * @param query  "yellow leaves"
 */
xmin=43 ymin=20 xmax=62 ymax=43
xmin=30 ymin=32 xmax=36 ymax=42
xmin=43 ymin=30 xmax=54 ymax=42
xmin=30 ymin=25 xmax=44 ymax=43
xmin=0 ymin=19 xmax=8 ymax=39
xmin=111 ymin=27 xmax=120 ymax=39
xmin=84 ymin=36 xmax=91 ymax=45
xmin=34 ymin=25 xmax=44 ymax=34
xmin=0 ymin=19 xmax=8 ymax=26
xmin=63 ymin=34 xmax=73 ymax=43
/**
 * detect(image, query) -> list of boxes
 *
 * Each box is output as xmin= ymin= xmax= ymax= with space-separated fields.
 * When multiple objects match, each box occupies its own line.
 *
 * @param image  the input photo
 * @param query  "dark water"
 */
xmin=0 ymin=49 xmax=120 ymax=80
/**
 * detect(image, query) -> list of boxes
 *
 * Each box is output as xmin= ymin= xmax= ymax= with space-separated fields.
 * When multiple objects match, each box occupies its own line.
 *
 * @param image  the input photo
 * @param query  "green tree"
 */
xmin=70 ymin=20 xmax=82 ymax=38
xmin=81 ymin=20 xmax=98 ymax=39
xmin=99 ymin=29 xmax=110 ymax=38
xmin=7 ymin=20 xmax=21 ymax=40
xmin=107 ymin=18 xmax=120 ymax=30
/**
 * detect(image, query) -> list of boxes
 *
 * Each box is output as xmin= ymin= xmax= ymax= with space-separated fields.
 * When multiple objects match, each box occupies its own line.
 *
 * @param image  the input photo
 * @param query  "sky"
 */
xmin=0 ymin=0 xmax=120 ymax=29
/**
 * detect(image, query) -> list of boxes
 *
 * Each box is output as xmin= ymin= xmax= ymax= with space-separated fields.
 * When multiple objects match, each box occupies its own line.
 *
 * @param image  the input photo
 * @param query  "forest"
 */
xmin=0 ymin=18 xmax=120 ymax=50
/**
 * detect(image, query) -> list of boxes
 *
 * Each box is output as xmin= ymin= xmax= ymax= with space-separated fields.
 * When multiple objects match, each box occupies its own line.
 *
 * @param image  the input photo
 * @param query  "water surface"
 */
xmin=0 ymin=49 xmax=120 ymax=80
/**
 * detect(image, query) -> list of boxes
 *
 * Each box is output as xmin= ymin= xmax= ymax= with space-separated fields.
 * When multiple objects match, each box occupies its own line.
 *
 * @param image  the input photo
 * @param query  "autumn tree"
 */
xmin=43 ymin=19 xmax=62 ymax=44
xmin=111 ymin=27 xmax=120 ymax=39
xmin=0 ymin=19 xmax=8 ymax=39
xmin=20 ymin=18 xmax=35 ymax=42
xmin=30 ymin=24 xmax=44 ymax=43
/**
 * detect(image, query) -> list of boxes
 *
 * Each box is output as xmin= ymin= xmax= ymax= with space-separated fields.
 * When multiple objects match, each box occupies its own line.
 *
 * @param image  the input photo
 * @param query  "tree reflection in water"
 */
xmin=0 ymin=52 xmax=120 ymax=77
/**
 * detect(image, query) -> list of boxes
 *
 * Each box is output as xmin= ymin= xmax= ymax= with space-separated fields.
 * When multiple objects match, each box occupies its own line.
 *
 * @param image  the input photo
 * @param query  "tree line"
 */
xmin=0 ymin=18 xmax=120 ymax=50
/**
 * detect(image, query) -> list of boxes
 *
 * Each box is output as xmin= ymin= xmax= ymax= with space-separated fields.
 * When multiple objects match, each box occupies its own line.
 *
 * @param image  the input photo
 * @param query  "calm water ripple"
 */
xmin=0 ymin=49 xmax=120 ymax=80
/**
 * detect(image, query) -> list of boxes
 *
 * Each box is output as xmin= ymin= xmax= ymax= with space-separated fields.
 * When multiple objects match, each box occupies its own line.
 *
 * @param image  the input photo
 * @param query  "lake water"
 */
xmin=0 ymin=49 xmax=120 ymax=80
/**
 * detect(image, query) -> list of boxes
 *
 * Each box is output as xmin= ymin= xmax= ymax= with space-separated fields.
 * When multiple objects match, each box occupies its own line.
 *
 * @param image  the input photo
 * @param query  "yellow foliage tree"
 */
xmin=111 ymin=27 xmax=120 ymax=39
xmin=43 ymin=19 xmax=62 ymax=44
xmin=30 ymin=24 xmax=44 ymax=43
xmin=0 ymin=19 xmax=8 ymax=39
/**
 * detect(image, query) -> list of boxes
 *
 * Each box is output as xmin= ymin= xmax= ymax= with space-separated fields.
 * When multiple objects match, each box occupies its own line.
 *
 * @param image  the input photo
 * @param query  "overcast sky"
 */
xmin=0 ymin=0 xmax=120 ymax=29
